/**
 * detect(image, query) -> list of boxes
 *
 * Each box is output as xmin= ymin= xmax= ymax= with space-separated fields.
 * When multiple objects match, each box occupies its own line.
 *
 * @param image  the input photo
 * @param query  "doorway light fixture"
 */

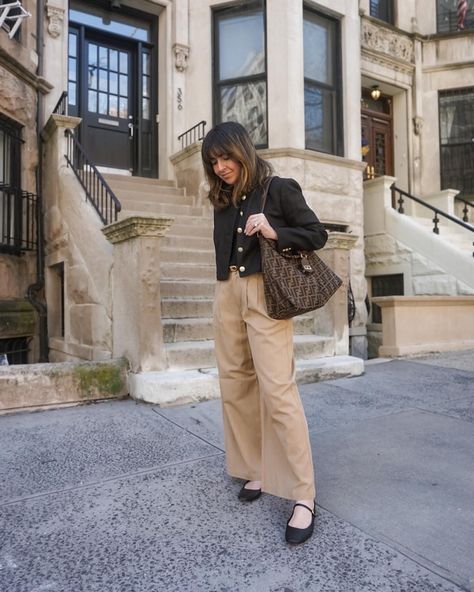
xmin=110 ymin=0 xmax=121 ymax=9
xmin=370 ymin=86 xmax=381 ymax=101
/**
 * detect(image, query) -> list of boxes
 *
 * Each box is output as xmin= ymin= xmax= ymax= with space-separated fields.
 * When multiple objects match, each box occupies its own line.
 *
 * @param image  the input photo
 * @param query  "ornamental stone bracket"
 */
xmin=361 ymin=18 xmax=414 ymax=65
xmin=102 ymin=216 xmax=174 ymax=244
xmin=173 ymin=43 xmax=189 ymax=72
xmin=46 ymin=3 xmax=64 ymax=39
xmin=413 ymin=116 xmax=423 ymax=136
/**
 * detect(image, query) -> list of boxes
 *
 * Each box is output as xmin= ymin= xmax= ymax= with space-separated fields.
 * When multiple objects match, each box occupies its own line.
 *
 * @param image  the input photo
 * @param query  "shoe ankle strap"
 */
xmin=293 ymin=502 xmax=315 ymax=516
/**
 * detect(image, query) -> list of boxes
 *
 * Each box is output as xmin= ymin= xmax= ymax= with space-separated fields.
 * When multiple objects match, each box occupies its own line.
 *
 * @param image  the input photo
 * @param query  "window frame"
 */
xmin=212 ymin=0 xmax=268 ymax=149
xmin=303 ymin=5 xmax=343 ymax=157
xmin=438 ymin=86 xmax=474 ymax=197
xmin=0 ymin=113 xmax=22 ymax=189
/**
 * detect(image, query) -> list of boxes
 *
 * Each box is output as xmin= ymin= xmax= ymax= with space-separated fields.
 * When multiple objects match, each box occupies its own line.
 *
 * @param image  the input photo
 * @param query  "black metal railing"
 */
xmin=391 ymin=185 xmax=474 ymax=257
xmin=177 ymin=120 xmax=206 ymax=150
xmin=64 ymin=129 xmax=121 ymax=225
xmin=52 ymin=91 xmax=68 ymax=116
xmin=0 ymin=184 xmax=37 ymax=254
xmin=455 ymin=196 xmax=474 ymax=223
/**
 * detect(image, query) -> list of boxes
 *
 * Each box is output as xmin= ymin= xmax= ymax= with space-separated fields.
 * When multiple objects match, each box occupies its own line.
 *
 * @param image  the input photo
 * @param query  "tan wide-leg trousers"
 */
xmin=213 ymin=270 xmax=316 ymax=501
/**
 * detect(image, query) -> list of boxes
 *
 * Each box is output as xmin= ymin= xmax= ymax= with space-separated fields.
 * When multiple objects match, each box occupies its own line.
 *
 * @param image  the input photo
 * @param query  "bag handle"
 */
xmin=260 ymin=176 xmax=274 ymax=213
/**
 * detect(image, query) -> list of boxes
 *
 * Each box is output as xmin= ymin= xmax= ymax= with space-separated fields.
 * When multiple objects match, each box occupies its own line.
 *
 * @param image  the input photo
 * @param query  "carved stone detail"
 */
xmin=173 ymin=43 xmax=190 ymax=72
xmin=361 ymin=19 xmax=414 ymax=64
xmin=102 ymin=216 xmax=174 ymax=244
xmin=46 ymin=4 xmax=64 ymax=39
xmin=413 ymin=116 xmax=423 ymax=136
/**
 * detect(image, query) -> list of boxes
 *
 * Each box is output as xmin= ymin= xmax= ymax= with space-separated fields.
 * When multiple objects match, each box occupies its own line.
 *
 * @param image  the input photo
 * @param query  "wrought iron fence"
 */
xmin=177 ymin=120 xmax=207 ymax=150
xmin=0 ymin=184 xmax=37 ymax=254
xmin=64 ymin=128 xmax=121 ymax=225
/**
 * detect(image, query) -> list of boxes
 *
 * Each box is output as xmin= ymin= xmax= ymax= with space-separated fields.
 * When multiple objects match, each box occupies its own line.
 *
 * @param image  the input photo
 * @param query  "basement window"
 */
xmin=371 ymin=273 xmax=404 ymax=323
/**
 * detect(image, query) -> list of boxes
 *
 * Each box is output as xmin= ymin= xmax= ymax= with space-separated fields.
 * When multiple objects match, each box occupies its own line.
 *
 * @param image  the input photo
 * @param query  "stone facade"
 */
xmin=1 ymin=1 xmax=472 ymax=367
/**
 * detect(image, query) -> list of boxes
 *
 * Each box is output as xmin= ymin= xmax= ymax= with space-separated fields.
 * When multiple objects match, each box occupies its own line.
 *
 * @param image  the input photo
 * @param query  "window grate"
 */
xmin=0 ymin=336 xmax=30 ymax=364
xmin=371 ymin=273 xmax=404 ymax=323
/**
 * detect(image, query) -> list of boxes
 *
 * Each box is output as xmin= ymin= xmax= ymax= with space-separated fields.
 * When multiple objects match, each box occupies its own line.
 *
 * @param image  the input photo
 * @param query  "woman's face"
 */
xmin=211 ymin=154 xmax=242 ymax=186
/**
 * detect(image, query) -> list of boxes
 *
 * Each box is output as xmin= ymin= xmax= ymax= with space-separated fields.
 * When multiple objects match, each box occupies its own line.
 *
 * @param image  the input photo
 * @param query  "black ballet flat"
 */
xmin=238 ymin=481 xmax=262 ymax=502
xmin=285 ymin=501 xmax=316 ymax=545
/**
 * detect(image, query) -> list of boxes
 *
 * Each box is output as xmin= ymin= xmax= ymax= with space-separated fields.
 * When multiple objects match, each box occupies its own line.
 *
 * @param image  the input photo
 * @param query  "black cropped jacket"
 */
xmin=213 ymin=176 xmax=328 ymax=281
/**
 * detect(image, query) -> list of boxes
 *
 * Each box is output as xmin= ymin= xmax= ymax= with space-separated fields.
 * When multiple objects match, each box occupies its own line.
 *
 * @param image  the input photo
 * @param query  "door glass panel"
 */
xmin=119 ymin=97 xmax=128 ymax=119
xmin=109 ymin=95 xmax=118 ymax=117
xmin=142 ymin=97 xmax=150 ymax=120
xmin=99 ymin=69 xmax=107 ymax=92
xmin=119 ymin=52 xmax=128 ymax=74
xmin=99 ymin=46 xmax=108 ymax=68
xmin=109 ymin=49 xmax=118 ymax=72
xmin=142 ymin=52 xmax=150 ymax=76
xmin=98 ymin=92 xmax=107 ymax=114
xmin=88 ymin=43 xmax=97 ymax=67
xmin=109 ymin=72 xmax=118 ymax=95
xmin=119 ymin=74 xmax=128 ymax=96
xmin=88 ymin=90 xmax=97 ymax=112
xmin=89 ymin=68 xmax=97 ymax=89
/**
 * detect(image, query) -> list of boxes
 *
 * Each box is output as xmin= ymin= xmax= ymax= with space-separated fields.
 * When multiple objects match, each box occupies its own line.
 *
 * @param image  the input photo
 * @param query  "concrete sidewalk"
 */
xmin=1 ymin=350 xmax=473 ymax=592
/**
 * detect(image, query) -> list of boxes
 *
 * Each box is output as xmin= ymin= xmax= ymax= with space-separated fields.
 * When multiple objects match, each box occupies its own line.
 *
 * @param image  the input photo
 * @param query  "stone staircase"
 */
xmin=410 ymin=215 xmax=474 ymax=259
xmin=104 ymin=174 xmax=363 ymax=405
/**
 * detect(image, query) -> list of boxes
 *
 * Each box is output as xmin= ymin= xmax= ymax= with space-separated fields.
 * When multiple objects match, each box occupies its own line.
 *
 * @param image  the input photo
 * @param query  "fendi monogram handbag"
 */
xmin=258 ymin=178 xmax=343 ymax=320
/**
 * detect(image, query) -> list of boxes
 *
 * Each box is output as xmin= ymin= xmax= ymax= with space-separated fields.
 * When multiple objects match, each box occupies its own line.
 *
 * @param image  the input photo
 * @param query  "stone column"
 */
xmin=102 ymin=216 xmax=173 ymax=373
xmin=313 ymin=232 xmax=359 ymax=355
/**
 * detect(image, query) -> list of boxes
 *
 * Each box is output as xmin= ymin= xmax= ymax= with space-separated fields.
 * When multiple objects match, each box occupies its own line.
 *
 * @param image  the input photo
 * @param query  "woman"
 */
xmin=201 ymin=121 xmax=328 ymax=545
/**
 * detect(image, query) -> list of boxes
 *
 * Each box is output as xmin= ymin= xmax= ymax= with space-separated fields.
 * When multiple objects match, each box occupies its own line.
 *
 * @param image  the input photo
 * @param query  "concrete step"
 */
xmin=163 ymin=234 xmax=214 ymax=250
xmin=160 ymin=247 xmax=214 ymax=265
xmin=163 ymin=318 xmax=214 ymax=342
xmin=160 ymin=280 xmax=215 ymax=299
xmin=161 ymin=298 xmax=213 ymax=319
xmin=119 ymin=201 xmax=205 ymax=217
xmin=164 ymin=335 xmax=333 ymax=370
xmin=104 ymin=174 xmax=179 ymax=190
xmin=118 ymin=191 xmax=192 ymax=206
xmin=129 ymin=355 xmax=365 ymax=406
xmin=0 ymin=359 xmax=129 ymax=412
xmin=162 ymin=314 xmax=319 ymax=343
xmin=160 ymin=263 xmax=215 ymax=281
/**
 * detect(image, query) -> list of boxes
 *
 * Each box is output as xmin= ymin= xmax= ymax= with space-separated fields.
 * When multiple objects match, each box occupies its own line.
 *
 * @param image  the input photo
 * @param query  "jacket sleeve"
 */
xmin=269 ymin=177 xmax=328 ymax=253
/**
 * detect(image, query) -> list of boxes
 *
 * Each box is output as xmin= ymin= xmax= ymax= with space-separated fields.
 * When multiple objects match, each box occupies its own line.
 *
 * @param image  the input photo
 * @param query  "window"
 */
xmin=304 ymin=8 xmax=342 ymax=155
xmin=0 ymin=113 xmax=21 ymax=187
xmin=0 ymin=0 xmax=28 ymax=40
xmin=68 ymin=29 xmax=78 ymax=116
xmin=371 ymin=274 xmax=404 ymax=323
xmin=437 ymin=0 xmax=474 ymax=33
xmin=439 ymin=88 xmax=474 ymax=197
xmin=213 ymin=1 xmax=267 ymax=147
xmin=369 ymin=0 xmax=394 ymax=25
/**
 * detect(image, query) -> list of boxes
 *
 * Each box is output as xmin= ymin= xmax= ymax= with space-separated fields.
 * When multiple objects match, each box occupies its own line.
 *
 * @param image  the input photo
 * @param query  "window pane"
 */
xmin=143 ymin=52 xmax=150 ymax=76
xmin=69 ymin=33 xmax=77 ymax=57
xmin=119 ymin=97 xmax=128 ymax=118
xmin=69 ymin=7 xmax=150 ymax=41
xmin=120 ymin=74 xmax=128 ymax=96
xmin=109 ymin=72 xmax=118 ymax=94
xmin=218 ymin=12 xmax=265 ymax=80
xmin=220 ymin=81 xmax=267 ymax=146
xmin=68 ymin=57 xmax=77 ymax=82
xmin=370 ymin=0 xmax=394 ymax=24
xmin=305 ymin=84 xmax=335 ymax=153
xmin=98 ymin=92 xmax=107 ymax=114
xmin=88 ymin=67 xmax=98 ymax=90
xmin=88 ymin=43 xmax=97 ymax=68
xmin=142 ymin=97 xmax=150 ymax=120
xmin=304 ymin=14 xmax=335 ymax=85
xmin=109 ymin=95 xmax=118 ymax=117
xmin=119 ymin=52 xmax=128 ymax=74
xmin=437 ymin=0 xmax=474 ymax=32
xmin=439 ymin=88 xmax=474 ymax=194
xmin=99 ymin=69 xmax=108 ymax=92
xmin=109 ymin=49 xmax=118 ymax=72
xmin=88 ymin=90 xmax=97 ymax=112
xmin=99 ymin=46 xmax=108 ymax=69
xmin=68 ymin=82 xmax=77 ymax=106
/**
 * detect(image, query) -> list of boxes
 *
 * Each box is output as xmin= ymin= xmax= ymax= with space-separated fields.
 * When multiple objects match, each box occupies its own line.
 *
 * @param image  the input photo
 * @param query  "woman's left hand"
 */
xmin=245 ymin=214 xmax=278 ymax=240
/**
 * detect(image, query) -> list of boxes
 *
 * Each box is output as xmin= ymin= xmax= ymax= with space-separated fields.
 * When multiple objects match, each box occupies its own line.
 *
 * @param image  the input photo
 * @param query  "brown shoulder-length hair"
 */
xmin=201 ymin=121 xmax=273 ymax=210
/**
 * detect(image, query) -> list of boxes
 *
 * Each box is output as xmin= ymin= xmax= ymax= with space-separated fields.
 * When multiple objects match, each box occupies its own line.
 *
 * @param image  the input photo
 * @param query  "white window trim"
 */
xmin=0 ymin=2 xmax=31 ymax=39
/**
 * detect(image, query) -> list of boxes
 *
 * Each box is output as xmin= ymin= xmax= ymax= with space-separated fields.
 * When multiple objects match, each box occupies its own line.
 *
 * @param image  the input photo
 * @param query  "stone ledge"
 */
xmin=129 ymin=355 xmax=364 ymax=407
xmin=0 ymin=358 xmax=129 ymax=411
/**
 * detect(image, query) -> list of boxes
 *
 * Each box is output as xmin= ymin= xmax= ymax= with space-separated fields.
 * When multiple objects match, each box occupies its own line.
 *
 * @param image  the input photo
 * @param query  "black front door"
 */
xmin=68 ymin=2 xmax=157 ymax=177
xmin=83 ymin=37 xmax=134 ymax=171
